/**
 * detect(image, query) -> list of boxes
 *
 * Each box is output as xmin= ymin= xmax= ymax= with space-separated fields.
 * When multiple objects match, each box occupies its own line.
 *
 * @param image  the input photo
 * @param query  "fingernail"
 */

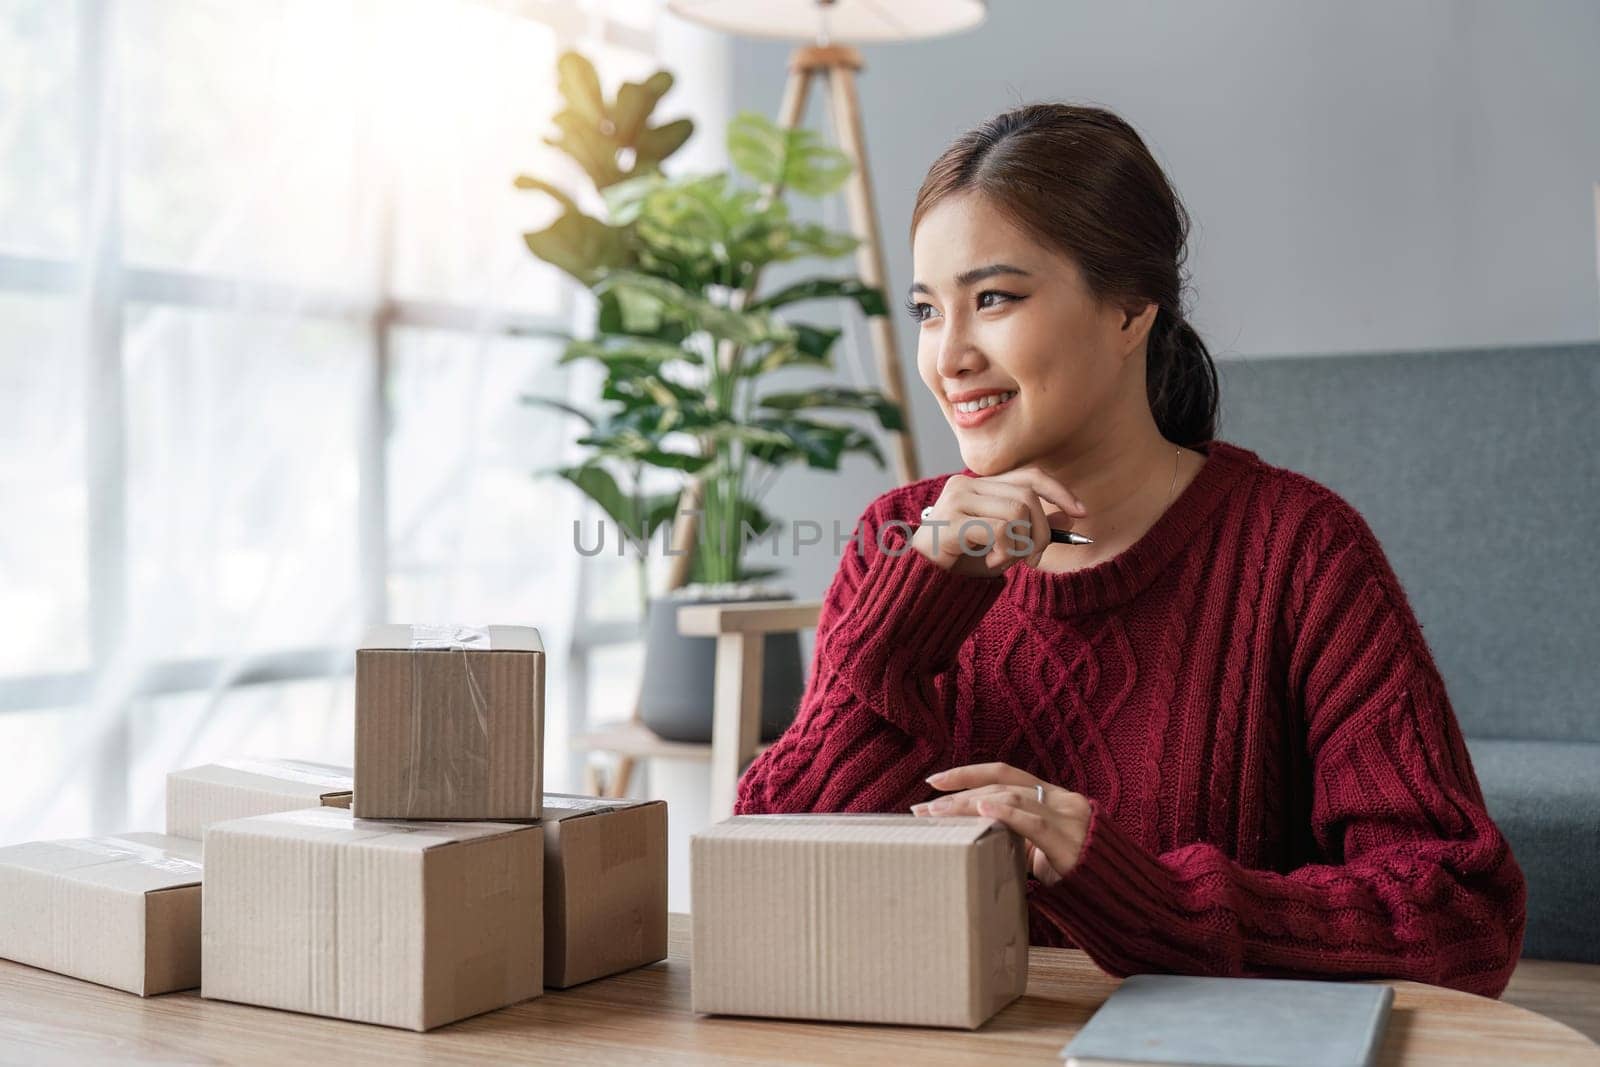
xmin=925 ymin=772 xmax=946 ymax=785
xmin=928 ymin=799 xmax=951 ymax=814
xmin=910 ymin=803 xmax=929 ymax=815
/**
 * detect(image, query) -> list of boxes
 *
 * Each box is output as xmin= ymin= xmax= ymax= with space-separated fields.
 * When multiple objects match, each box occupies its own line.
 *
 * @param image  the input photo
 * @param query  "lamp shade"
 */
xmin=665 ymin=0 xmax=985 ymax=43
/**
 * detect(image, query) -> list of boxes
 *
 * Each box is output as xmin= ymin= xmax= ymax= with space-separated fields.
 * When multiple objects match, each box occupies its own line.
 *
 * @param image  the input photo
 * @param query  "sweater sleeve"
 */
xmin=735 ymin=490 xmax=1006 ymax=814
xmin=1026 ymin=497 xmax=1528 ymax=998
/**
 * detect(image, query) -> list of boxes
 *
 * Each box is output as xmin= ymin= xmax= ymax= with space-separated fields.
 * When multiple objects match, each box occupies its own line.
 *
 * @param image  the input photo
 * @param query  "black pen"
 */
xmin=920 ymin=506 xmax=1094 ymax=545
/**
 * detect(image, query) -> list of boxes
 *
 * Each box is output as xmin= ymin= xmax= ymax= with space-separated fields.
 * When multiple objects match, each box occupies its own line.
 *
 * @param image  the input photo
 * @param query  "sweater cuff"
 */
xmin=1034 ymin=798 xmax=1180 ymax=976
xmin=831 ymin=521 xmax=1005 ymax=681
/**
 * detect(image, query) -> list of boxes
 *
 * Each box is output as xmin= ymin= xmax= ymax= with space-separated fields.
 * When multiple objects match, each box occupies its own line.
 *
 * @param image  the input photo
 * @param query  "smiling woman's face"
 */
xmin=909 ymin=191 xmax=1140 ymax=476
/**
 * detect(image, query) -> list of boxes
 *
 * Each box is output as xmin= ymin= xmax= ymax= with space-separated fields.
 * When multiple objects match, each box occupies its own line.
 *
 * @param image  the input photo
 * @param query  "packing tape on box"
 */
xmin=405 ymin=625 xmax=492 ymax=817
xmin=55 ymin=837 xmax=203 ymax=879
xmin=407 ymin=624 xmax=491 ymax=650
xmin=276 ymin=807 xmax=463 ymax=842
xmin=215 ymin=757 xmax=351 ymax=790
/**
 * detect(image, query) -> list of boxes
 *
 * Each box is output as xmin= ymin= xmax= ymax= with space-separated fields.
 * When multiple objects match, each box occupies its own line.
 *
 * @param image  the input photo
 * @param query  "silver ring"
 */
xmin=1035 ymin=784 xmax=1045 ymax=805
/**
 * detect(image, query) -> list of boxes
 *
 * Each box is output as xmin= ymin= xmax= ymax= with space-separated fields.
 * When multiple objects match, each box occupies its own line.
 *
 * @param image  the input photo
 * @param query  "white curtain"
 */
xmin=0 ymin=0 xmax=671 ymax=841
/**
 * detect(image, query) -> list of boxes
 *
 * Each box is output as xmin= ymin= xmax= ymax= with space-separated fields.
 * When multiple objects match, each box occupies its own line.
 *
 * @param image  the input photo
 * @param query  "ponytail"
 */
xmin=1147 ymin=307 xmax=1219 ymax=447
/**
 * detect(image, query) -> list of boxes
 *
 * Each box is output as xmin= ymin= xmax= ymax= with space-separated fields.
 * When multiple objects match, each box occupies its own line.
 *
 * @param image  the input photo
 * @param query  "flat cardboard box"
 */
xmin=355 ymin=624 xmax=545 ymax=820
xmin=201 ymin=806 xmax=542 ymax=1031
xmin=540 ymin=793 xmax=668 ymax=988
xmin=691 ymin=814 xmax=1028 ymax=1029
xmin=0 ymin=833 xmax=202 ymax=996
xmin=166 ymin=757 xmax=354 ymax=840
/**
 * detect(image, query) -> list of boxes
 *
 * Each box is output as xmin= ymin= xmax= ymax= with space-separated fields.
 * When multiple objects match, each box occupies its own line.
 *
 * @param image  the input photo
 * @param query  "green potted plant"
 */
xmin=517 ymin=52 xmax=902 ymax=743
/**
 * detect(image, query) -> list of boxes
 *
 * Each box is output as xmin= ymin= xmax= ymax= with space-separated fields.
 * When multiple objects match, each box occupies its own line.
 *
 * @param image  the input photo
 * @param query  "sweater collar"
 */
xmin=981 ymin=439 xmax=1257 ymax=617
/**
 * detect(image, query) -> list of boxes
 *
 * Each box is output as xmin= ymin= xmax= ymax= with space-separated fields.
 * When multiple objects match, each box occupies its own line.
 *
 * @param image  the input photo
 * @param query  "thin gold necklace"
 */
xmin=1067 ymin=447 xmax=1182 ymax=551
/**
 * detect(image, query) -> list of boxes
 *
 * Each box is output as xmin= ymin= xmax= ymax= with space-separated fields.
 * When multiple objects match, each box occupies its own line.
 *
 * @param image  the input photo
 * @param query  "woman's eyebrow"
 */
xmin=908 ymin=263 xmax=1033 ymax=297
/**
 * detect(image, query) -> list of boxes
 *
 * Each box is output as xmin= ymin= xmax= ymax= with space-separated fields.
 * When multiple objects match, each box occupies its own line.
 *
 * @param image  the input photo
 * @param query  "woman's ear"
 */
xmin=1119 ymin=300 xmax=1159 ymax=356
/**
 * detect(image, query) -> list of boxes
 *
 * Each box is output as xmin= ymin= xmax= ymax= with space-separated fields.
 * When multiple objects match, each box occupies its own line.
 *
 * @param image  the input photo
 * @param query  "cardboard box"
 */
xmin=0 ymin=833 xmax=202 ymax=996
xmin=355 ymin=624 xmax=545 ymax=820
xmin=540 ymin=793 xmax=668 ymax=988
xmin=166 ymin=757 xmax=354 ymax=840
xmin=201 ymin=807 xmax=542 ymax=1031
xmin=691 ymin=814 xmax=1028 ymax=1029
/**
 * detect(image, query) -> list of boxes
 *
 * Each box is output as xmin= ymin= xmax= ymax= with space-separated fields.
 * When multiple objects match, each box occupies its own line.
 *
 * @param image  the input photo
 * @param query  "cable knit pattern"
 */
xmin=735 ymin=440 xmax=1527 ymax=997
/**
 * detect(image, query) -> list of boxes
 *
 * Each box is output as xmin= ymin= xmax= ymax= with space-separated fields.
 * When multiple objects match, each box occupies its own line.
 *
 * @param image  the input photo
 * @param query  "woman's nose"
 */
xmin=935 ymin=323 xmax=986 ymax=380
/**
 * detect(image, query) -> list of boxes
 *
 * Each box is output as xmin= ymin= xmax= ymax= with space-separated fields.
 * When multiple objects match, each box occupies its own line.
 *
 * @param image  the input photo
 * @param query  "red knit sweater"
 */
xmin=735 ymin=439 xmax=1527 ymax=997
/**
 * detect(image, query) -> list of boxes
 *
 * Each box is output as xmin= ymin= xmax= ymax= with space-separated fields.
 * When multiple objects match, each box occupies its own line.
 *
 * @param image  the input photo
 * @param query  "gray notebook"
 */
xmin=1060 ymin=973 xmax=1395 ymax=1067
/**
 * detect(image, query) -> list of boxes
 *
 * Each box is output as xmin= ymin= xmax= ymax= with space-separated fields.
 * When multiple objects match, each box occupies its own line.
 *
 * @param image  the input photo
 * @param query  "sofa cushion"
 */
xmin=1464 ymin=737 xmax=1600 ymax=962
xmin=1218 ymin=342 xmax=1600 ymax=743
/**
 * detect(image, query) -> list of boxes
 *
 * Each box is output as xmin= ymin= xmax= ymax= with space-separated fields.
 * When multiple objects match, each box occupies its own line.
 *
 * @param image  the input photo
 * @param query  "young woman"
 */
xmin=733 ymin=103 xmax=1527 ymax=998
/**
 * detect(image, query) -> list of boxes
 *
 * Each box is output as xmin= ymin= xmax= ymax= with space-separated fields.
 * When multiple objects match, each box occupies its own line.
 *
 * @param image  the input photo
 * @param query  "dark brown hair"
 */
xmin=910 ymin=103 xmax=1219 ymax=447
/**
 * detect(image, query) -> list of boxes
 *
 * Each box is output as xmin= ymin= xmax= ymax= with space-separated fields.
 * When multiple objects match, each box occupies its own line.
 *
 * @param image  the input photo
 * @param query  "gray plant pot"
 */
xmin=637 ymin=585 xmax=806 ymax=744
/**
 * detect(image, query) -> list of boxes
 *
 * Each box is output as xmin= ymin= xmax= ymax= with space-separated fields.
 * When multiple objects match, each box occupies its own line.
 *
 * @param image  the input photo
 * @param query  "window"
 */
xmin=0 ymin=0 xmax=668 ymax=841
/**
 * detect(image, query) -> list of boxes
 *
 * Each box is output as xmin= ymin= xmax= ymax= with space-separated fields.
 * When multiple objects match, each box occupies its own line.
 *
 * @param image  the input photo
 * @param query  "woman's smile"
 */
xmin=949 ymin=388 xmax=1019 ymax=428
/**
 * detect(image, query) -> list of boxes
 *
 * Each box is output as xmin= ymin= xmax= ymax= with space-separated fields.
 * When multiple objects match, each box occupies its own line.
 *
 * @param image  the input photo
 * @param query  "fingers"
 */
xmin=919 ymin=466 xmax=1089 ymax=576
xmin=987 ymin=466 xmax=1089 ymax=517
xmin=973 ymin=791 xmax=1054 ymax=837
xmin=911 ymin=767 xmax=1089 ymax=882
xmin=913 ymin=781 xmax=1063 ymax=821
xmin=924 ymin=762 xmax=1042 ymax=792
xmin=921 ymin=476 xmax=1033 ymax=570
xmin=910 ymin=782 xmax=1015 ymax=815
xmin=909 ymin=784 xmax=1067 ymax=880
xmin=964 ymin=480 xmax=1051 ymax=567
xmin=973 ymin=795 xmax=1068 ymax=886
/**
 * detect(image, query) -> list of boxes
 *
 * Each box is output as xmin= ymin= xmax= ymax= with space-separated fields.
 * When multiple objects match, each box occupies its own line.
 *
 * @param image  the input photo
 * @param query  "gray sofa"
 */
xmin=1218 ymin=341 xmax=1598 ymax=964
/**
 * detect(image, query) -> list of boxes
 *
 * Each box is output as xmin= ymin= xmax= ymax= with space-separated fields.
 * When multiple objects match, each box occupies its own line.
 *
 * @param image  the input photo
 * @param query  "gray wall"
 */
xmin=724 ymin=0 xmax=1600 ymax=608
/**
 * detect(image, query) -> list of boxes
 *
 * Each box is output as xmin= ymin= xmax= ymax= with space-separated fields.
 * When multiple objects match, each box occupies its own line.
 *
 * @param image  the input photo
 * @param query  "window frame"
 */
xmin=0 ymin=0 xmax=654 ymax=829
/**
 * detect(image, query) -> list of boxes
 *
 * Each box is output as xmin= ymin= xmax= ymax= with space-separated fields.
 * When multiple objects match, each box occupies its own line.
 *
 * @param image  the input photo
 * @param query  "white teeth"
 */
xmin=954 ymin=390 xmax=1016 ymax=414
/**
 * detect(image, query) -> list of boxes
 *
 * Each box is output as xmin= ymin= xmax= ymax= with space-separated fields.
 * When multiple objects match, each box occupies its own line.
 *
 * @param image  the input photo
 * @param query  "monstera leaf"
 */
xmin=592 ymin=269 xmax=796 ymax=349
xmin=757 ymin=385 xmax=906 ymax=432
xmin=518 ymin=202 xmax=631 ymax=287
xmin=727 ymin=110 xmax=852 ymax=197
xmin=748 ymin=277 xmax=888 ymax=317
xmin=743 ymin=414 xmax=887 ymax=472
xmin=544 ymin=54 xmax=691 ymax=190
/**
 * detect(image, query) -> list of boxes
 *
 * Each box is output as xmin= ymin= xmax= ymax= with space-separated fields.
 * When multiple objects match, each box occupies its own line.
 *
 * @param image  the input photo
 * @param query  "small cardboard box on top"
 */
xmin=166 ymin=757 xmax=353 ymax=840
xmin=691 ymin=814 xmax=1029 ymax=1029
xmin=540 ymin=793 xmax=668 ymax=988
xmin=355 ymin=624 xmax=545 ymax=821
xmin=200 ymin=806 xmax=542 ymax=1031
xmin=0 ymin=833 xmax=202 ymax=996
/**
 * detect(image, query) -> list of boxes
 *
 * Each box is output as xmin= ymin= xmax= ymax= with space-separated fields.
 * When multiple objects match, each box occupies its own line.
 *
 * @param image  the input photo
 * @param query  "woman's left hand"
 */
xmin=910 ymin=762 xmax=1091 ymax=885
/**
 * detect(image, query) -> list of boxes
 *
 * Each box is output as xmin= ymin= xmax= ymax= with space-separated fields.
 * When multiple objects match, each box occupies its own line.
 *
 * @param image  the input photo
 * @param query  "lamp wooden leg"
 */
xmin=777 ymin=53 xmax=815 ymax=131
xmin=826 ymin=63 xmax=920 ymax=485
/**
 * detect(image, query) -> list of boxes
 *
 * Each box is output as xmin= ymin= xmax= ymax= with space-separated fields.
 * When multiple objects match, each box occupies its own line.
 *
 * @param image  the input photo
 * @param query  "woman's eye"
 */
xmin=904 ymin=290 xmax=1018 ymax=324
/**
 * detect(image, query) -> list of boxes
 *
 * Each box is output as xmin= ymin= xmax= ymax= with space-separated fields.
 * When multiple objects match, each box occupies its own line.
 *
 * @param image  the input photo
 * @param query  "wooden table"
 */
xmin=1 ymin=915 xmax=1595 ymax=1065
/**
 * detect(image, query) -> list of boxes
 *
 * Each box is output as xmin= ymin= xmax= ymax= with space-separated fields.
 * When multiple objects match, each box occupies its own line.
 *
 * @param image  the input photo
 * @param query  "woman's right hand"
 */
xmin=910 ymin=467 xmax=1089 ymax=578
